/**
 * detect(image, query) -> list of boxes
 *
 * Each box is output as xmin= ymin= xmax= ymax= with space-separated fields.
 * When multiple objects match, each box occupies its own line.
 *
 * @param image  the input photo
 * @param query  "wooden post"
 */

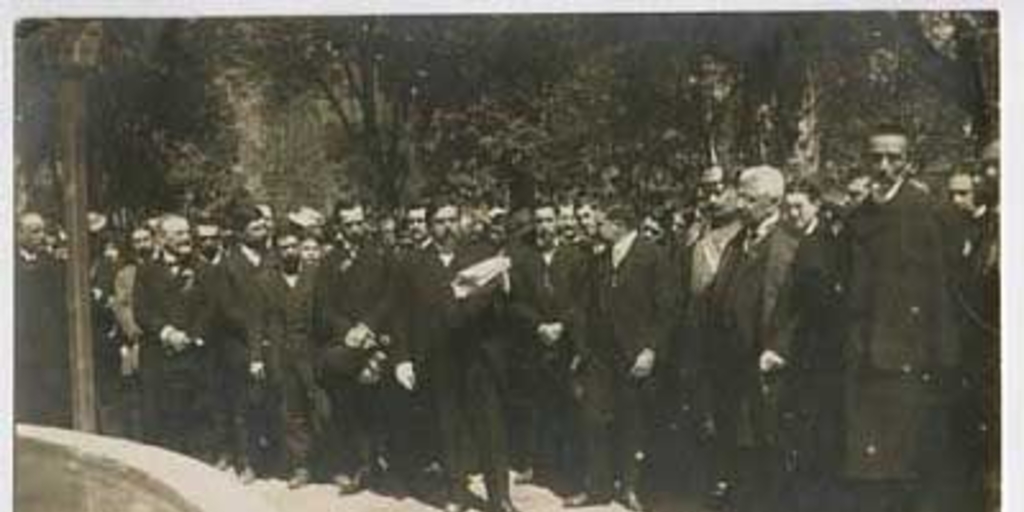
xmin=60 ymin=21 xmax=103 ymax=433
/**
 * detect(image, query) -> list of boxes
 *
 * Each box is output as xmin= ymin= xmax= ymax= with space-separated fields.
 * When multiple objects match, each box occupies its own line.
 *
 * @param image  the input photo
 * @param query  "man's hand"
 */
xmin=344 ymin=323 xmax=373 ymax=348
xmin=630 ymin=348 xmax=656 ymax=379
xmin=167 ymin=329 xmax=190 ymax=352
xmin=249 ymin=360 xmax=266 ymax=380
xmin=537 ymin=322 xmax=564 ymax=346
xmin=570 ymin=354 xmax=583 ymax=374
xmin=759 ymin=350 xmax=786 ymax=373
xmin=395 ymin=361 xmax=416 ymax=391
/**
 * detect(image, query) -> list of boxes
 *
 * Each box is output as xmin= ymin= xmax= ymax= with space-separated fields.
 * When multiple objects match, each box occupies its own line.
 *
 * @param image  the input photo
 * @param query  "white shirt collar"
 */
xmin=19 ymin=248 xmax=38 ymax=263
xmin=755 ymin=212 xmax=781 ymax=240
xmin=240 ymin=244 xmax=262 ymax=268
xmin=874 ymin=178 xmax=905 ymax=205
xmin=283 ymin=272 xmax=299 ymax=288
xmin=542 ymin=250 xmax=556 ymax=266
xmin=540 ymin=241 xmax=558 ymax=265
xmin=611 ymin=230 xmax=639 ymax=269
xmin=803 ymin=217 xmax=819 ymax=237
xmin=439 ymin=250 xmax=455 ymax=268
xmin=973 ymin=204 xmax=988 ymax=220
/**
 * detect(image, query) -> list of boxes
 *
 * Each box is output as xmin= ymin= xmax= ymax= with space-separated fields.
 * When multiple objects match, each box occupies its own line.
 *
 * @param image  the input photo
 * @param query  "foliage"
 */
xmin=15 ymin=13 xmax=998 ymax=218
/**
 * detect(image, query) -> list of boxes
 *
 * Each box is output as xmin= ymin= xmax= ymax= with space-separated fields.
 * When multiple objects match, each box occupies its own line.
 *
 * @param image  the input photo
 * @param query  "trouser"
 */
xmin=119 ymin=374 xmax=145 ymax=442
xmin=788 ymin=369 xmax=846 ymax=512
xmin=706 ymin=363 xmax=794 ymax=512
xmin=386 ymin=376 xmax=440 ymax=486
xmin=576 ymin=355 xmax=654 ymax=497
xmin=323 ymin=378 xmax=387 ymax=477
xmin=432 ymin=354 xmax=511 ymax=504
xmin=140 ymin=343 xmax=216 ymax=458
xmin=277 ymin=358 xmax=314 ymax=472
xmin=508 ymin=346 xmax=576 ymax=480
xmin=211 ymin=343 xmax=254 ymax=469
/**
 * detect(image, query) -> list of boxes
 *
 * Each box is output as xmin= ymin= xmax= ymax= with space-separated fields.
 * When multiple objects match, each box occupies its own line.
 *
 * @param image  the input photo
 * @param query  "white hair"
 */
xmin=738 ymin=165 xmax=786 ymax=200
xmin=160 ymin=214 xmax=189 ymax=234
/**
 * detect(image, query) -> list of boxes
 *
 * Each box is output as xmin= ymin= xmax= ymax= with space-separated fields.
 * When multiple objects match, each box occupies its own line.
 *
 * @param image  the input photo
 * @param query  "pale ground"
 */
xmin=247 ymin=473 xmax=636 ymax=512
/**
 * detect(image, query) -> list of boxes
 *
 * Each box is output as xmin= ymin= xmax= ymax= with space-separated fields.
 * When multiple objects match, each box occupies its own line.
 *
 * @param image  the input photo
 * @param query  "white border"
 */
xmin=2 ymin=0 xmax=1005 ymax=17
xmin=1 ymin=2 xmax=1019 ymax=512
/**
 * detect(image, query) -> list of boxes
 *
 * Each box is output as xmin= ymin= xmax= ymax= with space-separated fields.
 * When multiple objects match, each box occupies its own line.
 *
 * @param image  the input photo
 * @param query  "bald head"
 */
xmin=736 ymin=165 xmax=785 ymax=226
xmin=18 ymin=212 xmax=47 ymax=253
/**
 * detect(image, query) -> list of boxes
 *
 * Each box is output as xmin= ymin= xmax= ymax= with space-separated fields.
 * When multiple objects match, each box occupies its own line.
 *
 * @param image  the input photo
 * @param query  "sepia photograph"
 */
xmin=9 ymin=6 xmax=1004 ymax=512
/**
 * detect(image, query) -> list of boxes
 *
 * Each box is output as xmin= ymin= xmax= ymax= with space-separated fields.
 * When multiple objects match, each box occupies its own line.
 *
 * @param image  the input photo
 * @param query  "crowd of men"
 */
xmin=15 ymin=125 xmax=1000 ymax=512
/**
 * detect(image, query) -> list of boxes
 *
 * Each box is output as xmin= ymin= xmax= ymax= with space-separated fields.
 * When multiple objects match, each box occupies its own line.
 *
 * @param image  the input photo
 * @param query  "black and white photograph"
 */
xmin=7 ymin=4 xmax=1010 ymax=512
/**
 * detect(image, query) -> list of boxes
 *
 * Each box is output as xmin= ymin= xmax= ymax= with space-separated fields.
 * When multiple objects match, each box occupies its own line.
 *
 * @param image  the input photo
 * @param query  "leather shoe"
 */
xmin=564 ymin=492 xmax=611 ymax=508
xmin=334 ymin=469 xmax=366 ymax=495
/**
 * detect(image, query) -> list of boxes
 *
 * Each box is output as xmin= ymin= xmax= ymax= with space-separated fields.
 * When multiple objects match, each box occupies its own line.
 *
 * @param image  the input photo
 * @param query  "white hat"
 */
xmin=287 ymin=206 xmax=325 ymax=229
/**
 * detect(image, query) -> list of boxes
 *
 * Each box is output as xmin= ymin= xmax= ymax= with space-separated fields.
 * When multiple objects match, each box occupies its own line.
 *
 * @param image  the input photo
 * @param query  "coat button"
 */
xmin=901 ymin=364 xmax=912 ymax=374
xmin=865 ymin=444 xmax=877 ymax=456
xmin=910 ymin=306 xmax=921 ymax=316
xmin=921 ymin=372 xmax=932 ymax=383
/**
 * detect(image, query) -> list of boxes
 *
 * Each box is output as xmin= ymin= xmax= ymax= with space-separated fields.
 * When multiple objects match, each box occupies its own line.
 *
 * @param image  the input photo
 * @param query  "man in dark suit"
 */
xmin=701 ymin=166 xmax=800 ymax=512
xmin=392 ymin=200 xmax=520 ymax=512
xmin=262 ymin=227 xmax=322 ymax=488
xmin=134 ymin=215 xmax=216 ymax=457
xmin=15 ymin=212 xmax=71 ymax=427
xmin=565 ymin=202 xmax=673 ymax=512
xmin=313 ymin=201 xmax=396 ymax=494
xmin=843 ymin=125 xmax=963 ymax=512
xmin=781 ymin=181 xmax=850 ymax=512
xmin=508 ymin=202 xmax=585 ymax=486
xmin=212 ymin=203 xmax=272 ymax=483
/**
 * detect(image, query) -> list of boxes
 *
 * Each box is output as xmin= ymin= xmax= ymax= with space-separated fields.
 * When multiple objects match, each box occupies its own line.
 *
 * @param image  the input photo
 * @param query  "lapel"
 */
xmin=614 ymin=238 xmax=645 ymax=287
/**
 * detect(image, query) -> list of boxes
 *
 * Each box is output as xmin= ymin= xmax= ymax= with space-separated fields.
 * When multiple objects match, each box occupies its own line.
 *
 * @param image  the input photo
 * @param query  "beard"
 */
xmin=281 ymin=254 xmax=301 ymax=274
xmin=171 ymin=244 xmax=193 ymax=265
xmin=200 ymin=244 xmax=220 ymax=262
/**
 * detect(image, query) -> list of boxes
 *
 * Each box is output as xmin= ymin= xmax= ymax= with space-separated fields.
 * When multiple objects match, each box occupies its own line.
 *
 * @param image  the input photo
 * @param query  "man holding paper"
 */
xmin=393 ymin=199 xmax=520 ymax=512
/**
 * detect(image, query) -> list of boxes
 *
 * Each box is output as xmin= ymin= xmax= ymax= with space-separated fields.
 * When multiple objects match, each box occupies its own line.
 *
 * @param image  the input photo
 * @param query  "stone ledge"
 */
xmin=16 ymin=424 xmax=277 ymax=512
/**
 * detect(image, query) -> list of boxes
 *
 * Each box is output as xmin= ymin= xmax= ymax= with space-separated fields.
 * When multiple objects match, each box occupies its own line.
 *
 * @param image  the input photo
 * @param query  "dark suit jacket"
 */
xmin=262 ymin=268 xmax=318 ymax=386
xmin=509 ymin=244 xmax=586 ymax=350
xmin=584 ymin=236 xmax=674 ymax=367
xmin=700 ymin=219 xmax=800 ymax=446
xmin=134 ymin=258 xmax=211 ymax=378
xmin=313 ymin=243 xmax=395 ymax=349
xmin=134 ymin=259 xmax=205 ymax=341
xmin=704 ymin=221 xmax=801 ymax=367
xmin=394 ymin=241 xmax=510 ymax=379
xmin=217 ymin=246 xmax=271 ymax=365
xmin=787 ymin=225 xmax=850 ymax=372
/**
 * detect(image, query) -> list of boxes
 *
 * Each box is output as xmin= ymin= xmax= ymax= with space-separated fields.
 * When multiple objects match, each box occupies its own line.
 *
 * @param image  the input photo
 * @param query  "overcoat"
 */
xmin=843 ymin=183 xmax=960 ymax=480
xmin=15 ymin=252 xmax=71 ymax=427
